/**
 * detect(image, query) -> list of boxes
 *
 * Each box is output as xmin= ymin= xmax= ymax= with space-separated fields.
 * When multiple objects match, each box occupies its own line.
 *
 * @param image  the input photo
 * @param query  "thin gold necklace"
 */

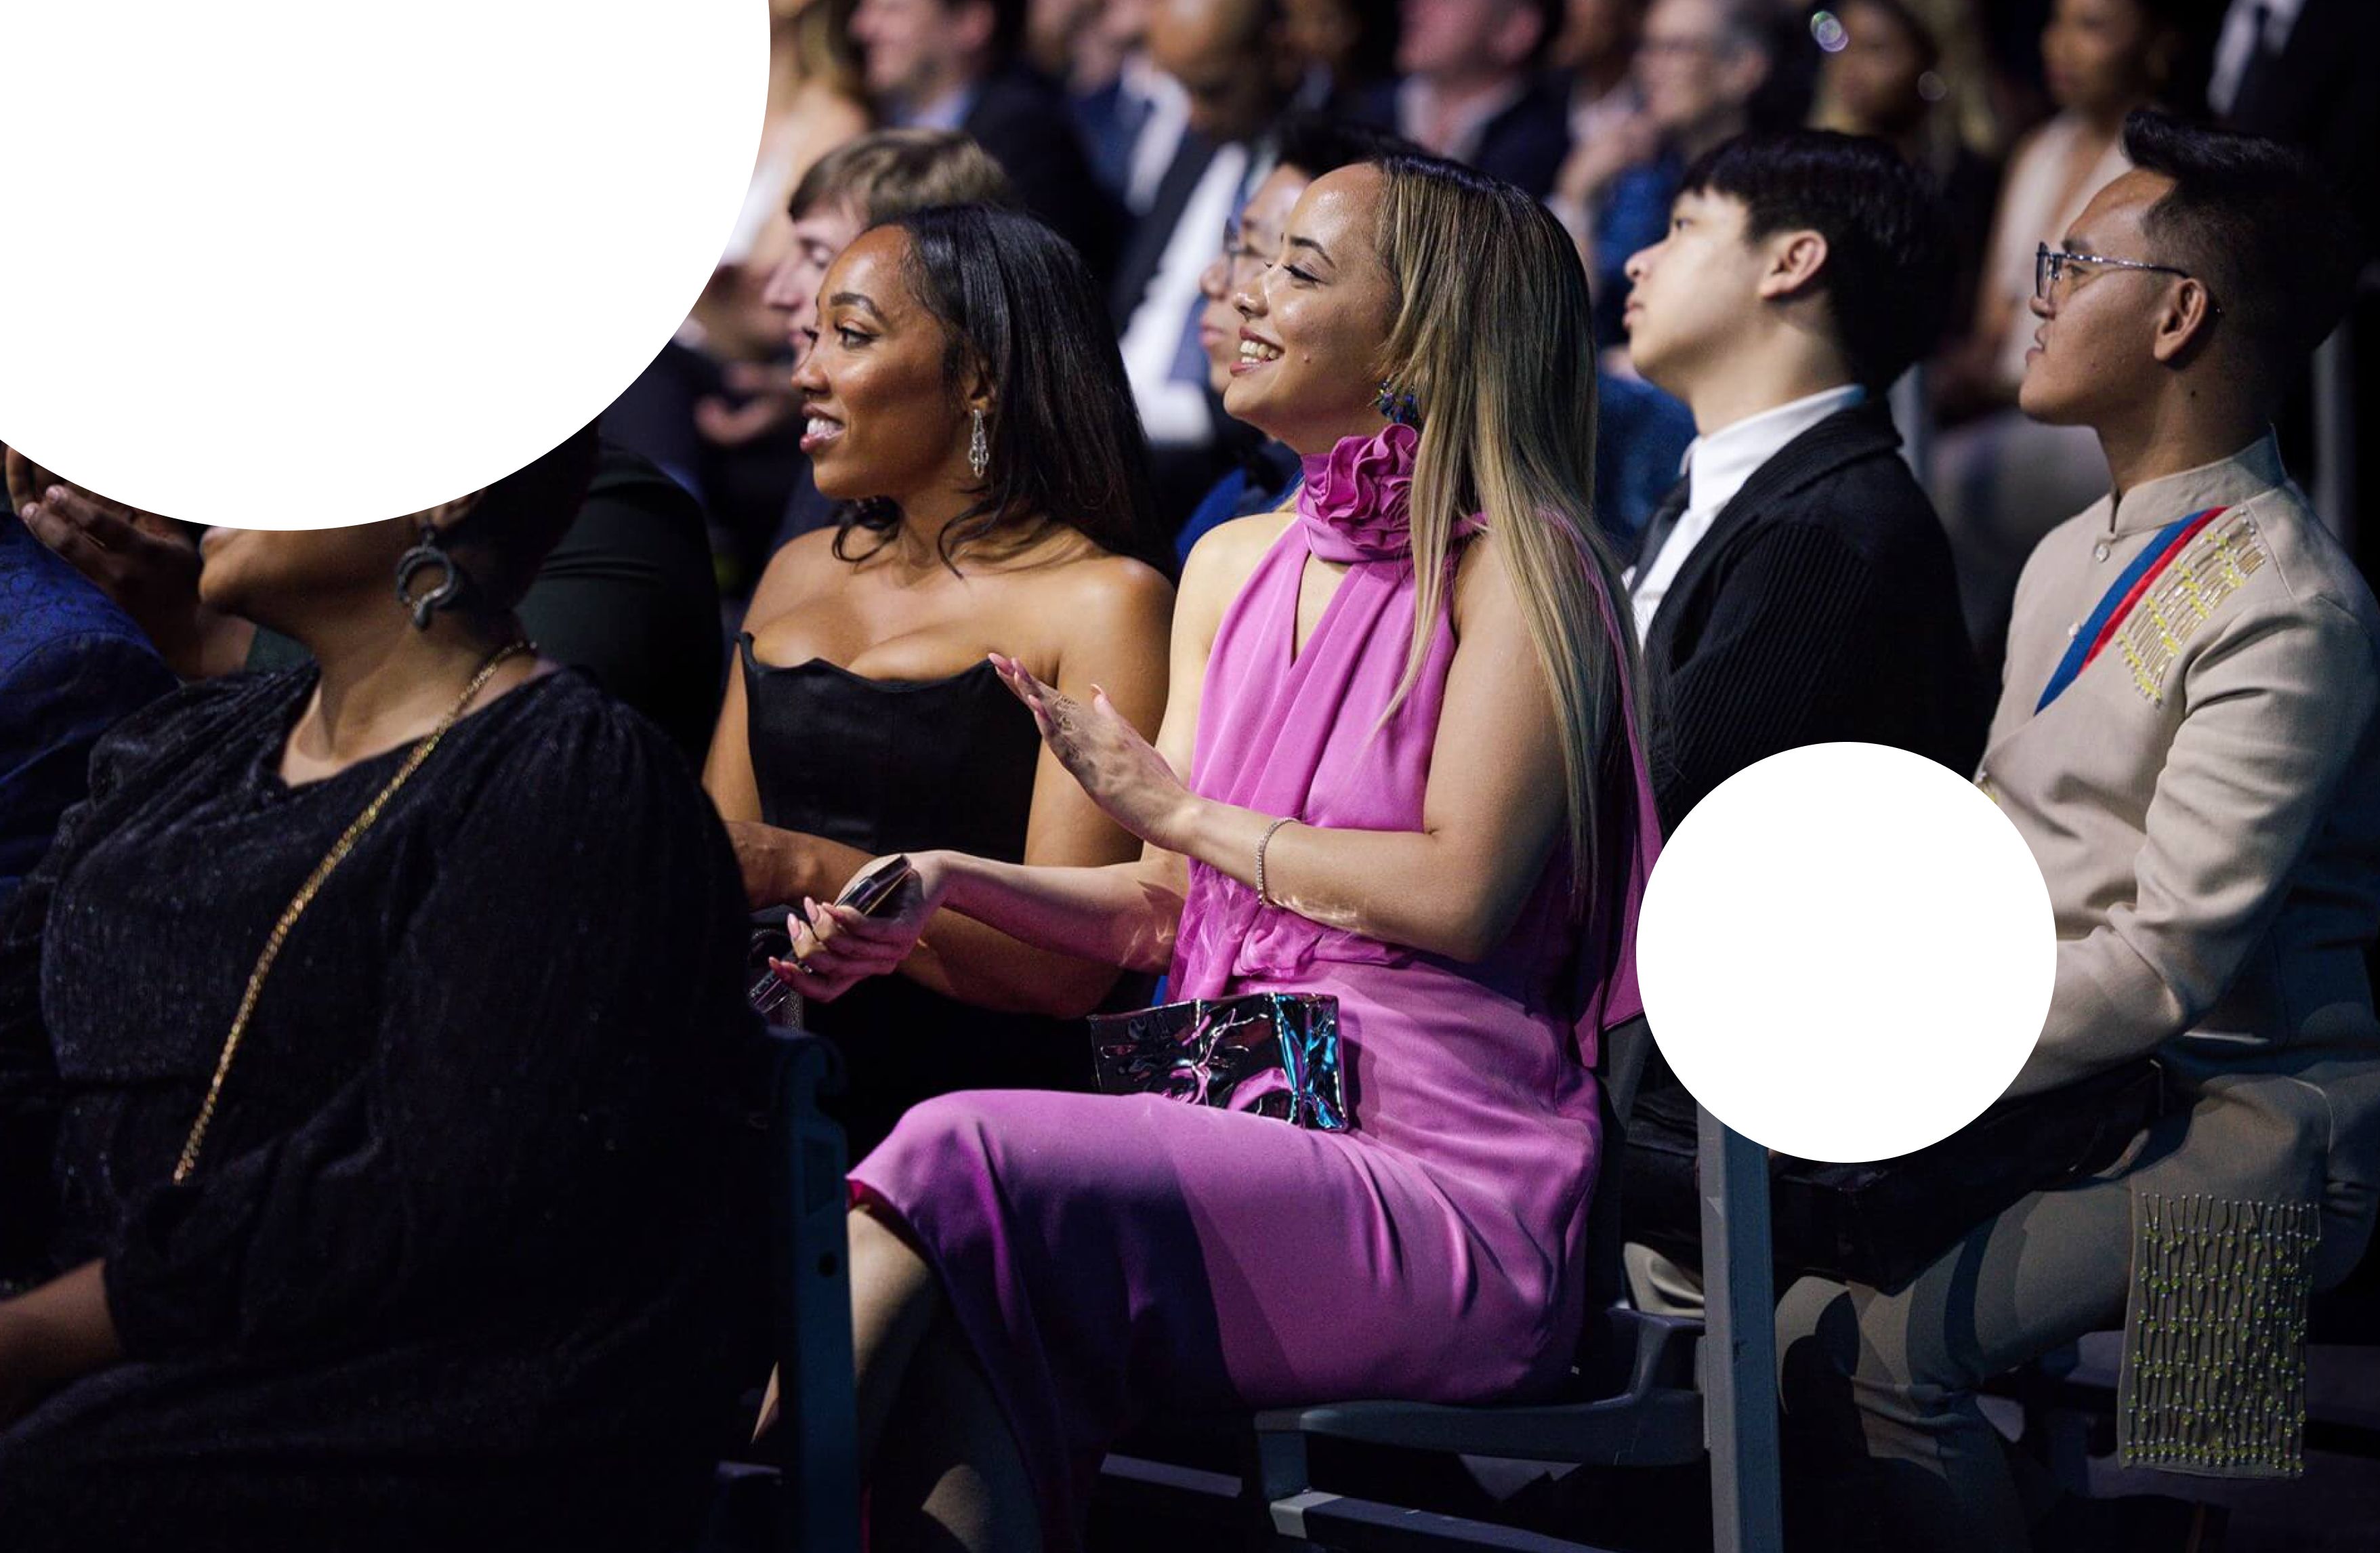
xmin=173 ymin=638 xmax=535 ymax=1184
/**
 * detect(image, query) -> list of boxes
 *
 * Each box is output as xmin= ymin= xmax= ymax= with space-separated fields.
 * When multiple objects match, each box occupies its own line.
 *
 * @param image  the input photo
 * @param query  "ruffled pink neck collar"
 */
xmin=1295 ymin=422 xmax=1480 ymax=563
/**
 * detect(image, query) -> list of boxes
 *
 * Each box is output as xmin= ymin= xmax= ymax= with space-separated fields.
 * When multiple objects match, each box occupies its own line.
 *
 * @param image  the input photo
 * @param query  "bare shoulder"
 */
xmin=1045 ymin=550 xmax=1177 ymax=640
xmin=1450 ymin=524 xmax=1524 ymax=624
xmin=1182 ymin=511 xmax=1296 ymax=608
xmin=745 ymin=527 xmax=845 ymax=627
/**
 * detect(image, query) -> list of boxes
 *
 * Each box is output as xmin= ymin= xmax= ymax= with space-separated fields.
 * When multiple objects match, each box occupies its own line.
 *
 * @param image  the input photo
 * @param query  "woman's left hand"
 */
xmin=988 ymin=653 xmax=1198 ymax=851
xmin=771 ymin=854 xmax=948 ymax=1003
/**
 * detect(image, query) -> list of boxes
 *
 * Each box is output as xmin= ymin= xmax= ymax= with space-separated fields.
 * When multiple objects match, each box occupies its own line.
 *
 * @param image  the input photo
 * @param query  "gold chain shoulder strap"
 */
xmin=172 ymin=640 xmax=535 ymax=1184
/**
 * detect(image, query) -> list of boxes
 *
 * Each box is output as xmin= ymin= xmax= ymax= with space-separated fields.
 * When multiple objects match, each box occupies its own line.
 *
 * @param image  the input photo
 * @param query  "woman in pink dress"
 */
xmin=782 ymin=155 xmax=1662 ymax=1552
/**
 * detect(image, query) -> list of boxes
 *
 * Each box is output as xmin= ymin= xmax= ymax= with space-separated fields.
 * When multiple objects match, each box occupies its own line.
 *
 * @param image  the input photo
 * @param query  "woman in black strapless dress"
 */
xmin=740 ymin=650 xmax=1100 ymax=1151
xmin=705 ymin=203 xmax=1175 ymax=1159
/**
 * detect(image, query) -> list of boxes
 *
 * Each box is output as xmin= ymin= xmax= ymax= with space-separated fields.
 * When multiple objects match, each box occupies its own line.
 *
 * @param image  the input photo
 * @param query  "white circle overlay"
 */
xmin=1636 ymin=742 xmax=2055 ymax=1162
xmin=0 ymin=1 xmax=766 ymax=530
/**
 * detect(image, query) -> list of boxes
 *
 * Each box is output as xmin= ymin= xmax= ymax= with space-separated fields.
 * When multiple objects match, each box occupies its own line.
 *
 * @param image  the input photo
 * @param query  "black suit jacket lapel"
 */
xmin=1644 ymin=401 xmax=1904 ymax=661
xmin=2230 ymin=0 xmax=2345 ymax=132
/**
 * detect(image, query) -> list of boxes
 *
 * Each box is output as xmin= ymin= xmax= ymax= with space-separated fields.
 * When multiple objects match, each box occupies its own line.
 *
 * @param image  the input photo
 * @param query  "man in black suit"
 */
xmin=1354 ymin=0 xmax=1572 ymax=199
xmin=1112 ymin=0 xmax=1304 ymax=529
xmin=1616 ymin=129 xmax=1986 ymax=835
xmin=1611 ymin=130 xmax=1990 ymax=1373
xmin=2211 ymin=0 xmax=2378 ymax=256
xmin=851 ymin=0 xmax=1120 ymax=278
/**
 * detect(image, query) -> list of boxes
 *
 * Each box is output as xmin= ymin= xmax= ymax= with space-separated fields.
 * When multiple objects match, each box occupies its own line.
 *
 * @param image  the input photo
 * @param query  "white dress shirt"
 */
xmin=1627 ymin=384 xmax=1866 ymax=642
xmin=1118 ymin=142 xmax=1253 ymax=447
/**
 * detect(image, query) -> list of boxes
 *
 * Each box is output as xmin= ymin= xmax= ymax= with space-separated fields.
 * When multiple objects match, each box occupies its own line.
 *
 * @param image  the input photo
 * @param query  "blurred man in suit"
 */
xmin=852 ymin=0 xmax=1120 ymax=276
xmin=1356 ymin=0 xmax=1572 ymax=198
xmin=1112 ymin=0 xmax=1304 ymax=528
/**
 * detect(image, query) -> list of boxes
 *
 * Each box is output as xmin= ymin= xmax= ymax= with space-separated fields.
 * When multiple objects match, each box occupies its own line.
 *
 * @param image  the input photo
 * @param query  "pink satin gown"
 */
xmin=849 ymin=423 xmax=1660 ymax=1546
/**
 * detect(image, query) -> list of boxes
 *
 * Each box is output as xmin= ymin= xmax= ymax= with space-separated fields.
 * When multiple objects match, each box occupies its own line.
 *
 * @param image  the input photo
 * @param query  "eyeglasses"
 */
xmin=2034 ymin=243 xmax=2220 ymax=315
xmin=1214 ymin=218 xmax=1271 ymax=284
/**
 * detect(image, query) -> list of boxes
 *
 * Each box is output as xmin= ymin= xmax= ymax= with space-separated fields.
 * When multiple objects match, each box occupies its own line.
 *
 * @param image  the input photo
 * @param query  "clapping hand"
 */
xmin=988 ymin=652 xmax=1196 ymax=851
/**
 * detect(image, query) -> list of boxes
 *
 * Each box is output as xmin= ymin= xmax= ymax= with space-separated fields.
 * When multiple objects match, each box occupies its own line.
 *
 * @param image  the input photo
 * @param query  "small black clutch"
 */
xmin=1086 ymin=993 xmax=1349 ymax=1131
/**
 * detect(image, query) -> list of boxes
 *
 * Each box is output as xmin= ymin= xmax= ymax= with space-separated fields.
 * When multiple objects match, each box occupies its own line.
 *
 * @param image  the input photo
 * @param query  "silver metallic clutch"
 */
xmin=1087 ymin=993 xmax=1348 ymax=1131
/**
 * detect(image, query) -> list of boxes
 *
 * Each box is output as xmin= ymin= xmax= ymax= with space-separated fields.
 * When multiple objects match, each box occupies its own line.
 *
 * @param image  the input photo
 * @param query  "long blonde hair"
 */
xmin=1371 ymin=155 xmax=1641 ymax=912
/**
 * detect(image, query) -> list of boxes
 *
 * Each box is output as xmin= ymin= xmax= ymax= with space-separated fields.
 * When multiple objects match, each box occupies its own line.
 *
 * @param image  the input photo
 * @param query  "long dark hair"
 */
xmin=833 ymin=204 xmax=1169 ymax=575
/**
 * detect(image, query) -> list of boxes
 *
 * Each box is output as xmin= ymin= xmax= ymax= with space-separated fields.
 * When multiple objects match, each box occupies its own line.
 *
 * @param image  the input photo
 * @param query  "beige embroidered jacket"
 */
xmin=1978 ymin=434 xmax=2380 ymax=1286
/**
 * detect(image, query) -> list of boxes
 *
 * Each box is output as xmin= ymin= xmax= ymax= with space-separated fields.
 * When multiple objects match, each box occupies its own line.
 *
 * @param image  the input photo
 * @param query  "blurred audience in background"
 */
xmin=1114 ymin=0 xmax=1309 ymax=528
xmin=1554 ymin=0 xmax=1792 ymax=350
xmin=850 ymin=0 xmax=1121 ymax=276
xmin=1810 ymin=0 xmax=2003 ymax=350
xmin=1928 ymin=0 xmax=2200 ymax=663
xmin=1353 ymin=0 xmax=1572 ymax=199
xmin=1553 ymin=0 xmax=1649 ymax=162
xmin=2208 ymin=0 xmax=2377 ymax=257
xmin=1057 ymin=0 xmax=1175 ymax=211
xmin=604 ymin=0 xmax=2379 ymax=694
xmin=1282 ymin=0 xmax=1404 ymax=110
xmin=602 ymin=0 xmax=871 ymax=600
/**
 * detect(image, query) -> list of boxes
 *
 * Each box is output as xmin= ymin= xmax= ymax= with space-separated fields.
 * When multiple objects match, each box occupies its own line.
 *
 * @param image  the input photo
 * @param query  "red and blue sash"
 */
xmin=2035 ymin=505 xmax=2228 ymax=714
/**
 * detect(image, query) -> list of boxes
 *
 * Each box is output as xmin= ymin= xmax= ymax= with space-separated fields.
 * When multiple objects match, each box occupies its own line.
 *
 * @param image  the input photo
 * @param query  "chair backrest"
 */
xmin=1577 ymin=1013 xmax=1656 ymax=1327
xmin=1600 ymin=1012 xmax=1656 ymax=1134
xmin=767 ymin=1031 xmax=862 ymax=1553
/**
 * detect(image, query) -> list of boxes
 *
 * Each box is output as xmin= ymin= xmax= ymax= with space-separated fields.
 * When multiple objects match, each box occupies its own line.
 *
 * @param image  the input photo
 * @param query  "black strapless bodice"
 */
xmin=741 ymin=640 xmax=1041 ymax=863
xmin=738 ymin=638 xmax=1094 ymax=1156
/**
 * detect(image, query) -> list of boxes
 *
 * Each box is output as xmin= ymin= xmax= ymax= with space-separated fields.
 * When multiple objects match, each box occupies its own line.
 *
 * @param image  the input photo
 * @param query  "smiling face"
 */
xmin=790 ymin=226 xmax=974 ymax=503
xmin=1221 ymin=164 xmax=1400 ymax=455
xmin=2016 ymin=168 xmax=2184 ymax=428
xmin=764 ymin=201 xmax=869 ymax=358
xmin=1198 ymin=163 xmax=1313 ymax=395
xmin=1620 ymin=187 xmax=1769 ymax=402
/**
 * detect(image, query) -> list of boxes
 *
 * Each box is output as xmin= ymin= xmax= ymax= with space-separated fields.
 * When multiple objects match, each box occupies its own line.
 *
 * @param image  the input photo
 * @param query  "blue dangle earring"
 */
xmin=1374 ymin=379 xmax=1420 ymax=428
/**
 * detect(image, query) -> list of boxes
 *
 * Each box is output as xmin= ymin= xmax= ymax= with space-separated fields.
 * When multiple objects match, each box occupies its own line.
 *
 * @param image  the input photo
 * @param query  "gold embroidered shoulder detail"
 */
xmin=2114 ymin=509 xmax=2269 ymax=705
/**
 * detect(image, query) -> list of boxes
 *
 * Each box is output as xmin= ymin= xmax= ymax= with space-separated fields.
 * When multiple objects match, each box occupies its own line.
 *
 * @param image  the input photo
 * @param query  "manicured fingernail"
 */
xmin=45 ymin=485 xmax=64 ymax=501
